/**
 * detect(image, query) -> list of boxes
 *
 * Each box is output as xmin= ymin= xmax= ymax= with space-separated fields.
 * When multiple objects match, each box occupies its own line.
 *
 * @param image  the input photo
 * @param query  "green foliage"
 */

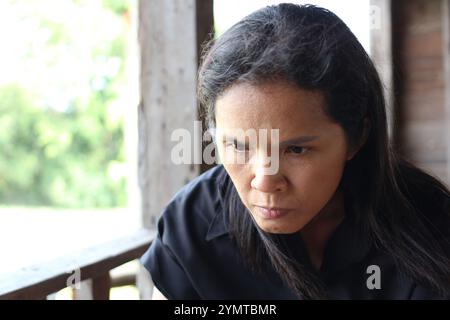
xmin=0 ymin=84 xmax=126 ymax=208
xmin=0 ymin=0 xmax=133 ymax=208
xmin=102 ymin=0 xmax=129 ymax=15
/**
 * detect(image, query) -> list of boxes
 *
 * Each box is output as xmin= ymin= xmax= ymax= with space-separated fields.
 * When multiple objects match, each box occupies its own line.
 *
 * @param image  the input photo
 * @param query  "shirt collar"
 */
xmin=205 ymin=209 xmax=230 ymax=241
xmin=205 ymin=166 xmax=230 ymax=242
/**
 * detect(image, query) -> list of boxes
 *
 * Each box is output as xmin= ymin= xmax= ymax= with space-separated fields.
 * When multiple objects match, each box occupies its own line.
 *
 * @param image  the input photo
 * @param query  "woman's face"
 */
xmin=215 ymin=81 xmax=356 ymax=234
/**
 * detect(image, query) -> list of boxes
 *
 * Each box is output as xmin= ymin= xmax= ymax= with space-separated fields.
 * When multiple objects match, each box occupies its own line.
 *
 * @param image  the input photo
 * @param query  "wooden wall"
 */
xmin=391 ymin=0 xmax=450 ymax=186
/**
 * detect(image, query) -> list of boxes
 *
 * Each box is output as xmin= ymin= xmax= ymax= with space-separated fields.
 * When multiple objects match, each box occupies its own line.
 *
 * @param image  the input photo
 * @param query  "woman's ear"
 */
xmin=346 ymin=117 xmax=371 ymax=161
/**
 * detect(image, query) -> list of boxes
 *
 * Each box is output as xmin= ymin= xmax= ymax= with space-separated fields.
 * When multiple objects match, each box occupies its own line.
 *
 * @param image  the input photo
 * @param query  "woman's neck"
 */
xmin=299 ymin=190 xmax=346 ymax=271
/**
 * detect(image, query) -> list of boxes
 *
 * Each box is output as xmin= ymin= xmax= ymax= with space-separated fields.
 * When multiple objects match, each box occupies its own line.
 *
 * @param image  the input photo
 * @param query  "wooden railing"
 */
xmin=0 ymin=229 xmax=155 ymax=300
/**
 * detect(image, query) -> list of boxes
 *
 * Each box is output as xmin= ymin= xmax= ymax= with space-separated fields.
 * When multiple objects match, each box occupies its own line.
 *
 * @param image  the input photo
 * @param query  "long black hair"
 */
xmin=197 ymin=4 xmax=450 ymax=299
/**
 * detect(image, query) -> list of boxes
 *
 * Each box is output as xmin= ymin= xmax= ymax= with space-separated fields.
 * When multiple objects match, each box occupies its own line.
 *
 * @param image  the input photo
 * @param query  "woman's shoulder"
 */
xmin=140 ymin=165 xmax=232 ymax=299
xmin=168 ymin=164 xmax=228 ymax=206
xmin=153 ymin=164 xmax=230 ymax=247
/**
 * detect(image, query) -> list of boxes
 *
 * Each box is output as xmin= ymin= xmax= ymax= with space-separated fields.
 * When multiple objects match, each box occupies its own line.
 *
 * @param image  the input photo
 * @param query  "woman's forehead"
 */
xmin=215 ymin=81 xmax=331 ymax=131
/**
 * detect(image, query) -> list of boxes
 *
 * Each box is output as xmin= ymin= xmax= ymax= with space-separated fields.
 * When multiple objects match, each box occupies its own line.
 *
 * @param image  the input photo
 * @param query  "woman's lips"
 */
xmin=254 ymin=206 xmax=292 ymax=219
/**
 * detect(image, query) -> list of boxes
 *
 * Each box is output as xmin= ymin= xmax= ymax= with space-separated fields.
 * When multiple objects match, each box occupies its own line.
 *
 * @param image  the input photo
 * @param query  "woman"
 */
xmin=141 ymin=3 xmax=450 ymax=299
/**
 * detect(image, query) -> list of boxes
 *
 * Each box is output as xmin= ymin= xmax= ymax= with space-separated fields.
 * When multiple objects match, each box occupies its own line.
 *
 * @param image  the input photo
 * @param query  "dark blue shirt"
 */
xmin=140 ymin=165 xmax=447 ymax=299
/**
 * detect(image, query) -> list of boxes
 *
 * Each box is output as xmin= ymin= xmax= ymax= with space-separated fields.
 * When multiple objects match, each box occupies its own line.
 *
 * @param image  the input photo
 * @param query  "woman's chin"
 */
xmin=252 ymin=216 xmax=305 ymax=234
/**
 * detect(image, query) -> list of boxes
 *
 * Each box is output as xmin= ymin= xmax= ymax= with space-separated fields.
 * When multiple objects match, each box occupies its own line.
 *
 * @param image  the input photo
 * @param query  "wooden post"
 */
xmin=196 ymin=0 xmax=215 ymax=174
xmin=138 ymin=0 xmax=199 ymax=231
xmin=196 ymin=0 xmax=214 ymax=65
xmin=443 ymin=0 xmax=450 ymax=185
xmin=370 ymin=0 xmax=394 ymax=141
xmin=136 ymin=264 xmax=153 ymax=300
xmin=73 ymin=273 xmax=111 ymax=300
xmin=137 ymin=0 xmax=200 ymax=299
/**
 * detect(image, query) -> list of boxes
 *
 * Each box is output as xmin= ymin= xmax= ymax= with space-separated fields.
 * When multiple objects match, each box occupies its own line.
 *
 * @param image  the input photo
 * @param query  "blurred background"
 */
xmin=0 ymin=0 xmax=448 ymax=300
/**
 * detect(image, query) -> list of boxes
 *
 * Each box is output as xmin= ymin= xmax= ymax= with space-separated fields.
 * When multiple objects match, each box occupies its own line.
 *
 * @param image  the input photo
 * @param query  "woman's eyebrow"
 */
xmin=278 ymin=135 xmax=318 ymax=147
xmin=221 ymin=134 xmax=318 ymax=146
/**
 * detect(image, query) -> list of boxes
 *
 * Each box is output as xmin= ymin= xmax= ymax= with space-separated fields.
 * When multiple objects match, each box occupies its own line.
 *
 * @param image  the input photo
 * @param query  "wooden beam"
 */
xmin=0 ymin=229 xmax=154 ymax=300
xmin=110 ymin=273 xmax=137 ymax=288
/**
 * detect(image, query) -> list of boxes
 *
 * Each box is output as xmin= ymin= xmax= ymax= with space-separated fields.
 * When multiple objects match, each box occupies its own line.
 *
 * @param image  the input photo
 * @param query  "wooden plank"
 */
xmin=110 ymin=273 xmax=136 ymax=288
xmin=0 ymin=229 xmax=154 ymax=300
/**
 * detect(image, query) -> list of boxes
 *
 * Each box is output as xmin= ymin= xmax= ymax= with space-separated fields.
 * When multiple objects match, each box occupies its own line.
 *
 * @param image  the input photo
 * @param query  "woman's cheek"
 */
xmin=292 ymin=157 xmax=343 ymax=202
xmin=309 ymin=157 xmax=346 ymax=205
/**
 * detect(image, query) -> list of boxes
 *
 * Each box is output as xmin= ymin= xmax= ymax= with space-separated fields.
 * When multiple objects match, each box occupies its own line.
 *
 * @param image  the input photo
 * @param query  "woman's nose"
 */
xmin=250 ymin=164 xmax=287 ymax=193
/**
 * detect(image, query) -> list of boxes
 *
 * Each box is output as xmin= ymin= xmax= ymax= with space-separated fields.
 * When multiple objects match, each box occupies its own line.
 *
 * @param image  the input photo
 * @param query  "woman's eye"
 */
xmin=285 ymin=146 xmax=307 ymax=155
